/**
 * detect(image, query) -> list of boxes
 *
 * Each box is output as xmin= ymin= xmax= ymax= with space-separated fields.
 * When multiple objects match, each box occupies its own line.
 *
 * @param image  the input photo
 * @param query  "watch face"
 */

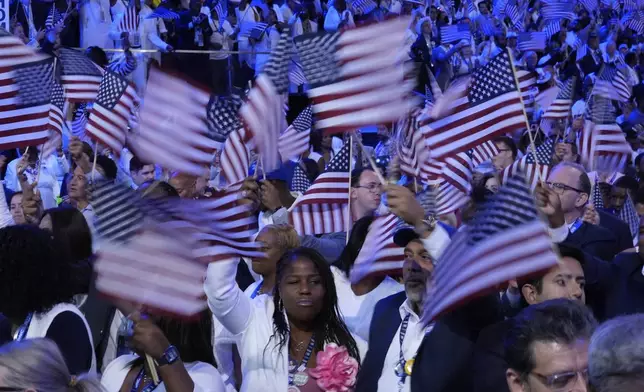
xmin=165 ymin=346 xmax=180 ymax=364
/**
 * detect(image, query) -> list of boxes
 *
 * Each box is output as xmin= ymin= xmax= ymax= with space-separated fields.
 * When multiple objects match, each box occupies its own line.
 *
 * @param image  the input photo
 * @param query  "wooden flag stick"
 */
xmin=35 ymin=144 xmax=44 ymax=186
xmin=145 ymin=354 xmax=160 ymax=384
xmin=346 ymin=134 xmax=353 ymax=245
xmin=91 ymin=141 xmax=99 ymax=183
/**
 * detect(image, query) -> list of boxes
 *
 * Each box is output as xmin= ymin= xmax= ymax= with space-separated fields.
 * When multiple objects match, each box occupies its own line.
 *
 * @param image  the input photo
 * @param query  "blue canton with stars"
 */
xmin=326 ymin=143 xmax=350 ymax=173
xmin=292 ymin=106 xmax=313 ymax=132
xmin=525 ymin=137 xmax=555 ymax=166
xmin=59 ymin=48 xmax=103 ymax=77
xmin=291 ymin=165 xmax=311 ymax=193
xmin=14 ymin=58 xmax=54 ymax=108
xmin=468 ymin=52 xmax=517 ymax=105
xmin=95 ymin=71 xmax=129 ymax=110
xmin=51 ymin=82 xmax=65 ymax=111
xmin=293 ymin=32 xmax=342 ymax=88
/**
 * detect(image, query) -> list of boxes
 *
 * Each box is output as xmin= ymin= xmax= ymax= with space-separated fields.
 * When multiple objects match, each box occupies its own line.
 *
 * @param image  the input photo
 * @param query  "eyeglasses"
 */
xmin=530 ymin=368 xmax=589 ymax=391
xmin=545 ymin=181 xmax=585 ymax=195
xmin=354 ymin=183 xmax=382 ymax=193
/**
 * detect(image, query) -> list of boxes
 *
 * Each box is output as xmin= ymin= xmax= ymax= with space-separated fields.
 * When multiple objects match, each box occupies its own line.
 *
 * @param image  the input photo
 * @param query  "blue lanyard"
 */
xmin=15 ymin=313 xmax=33 ymax=341
xmin=397 ymin=314 xmax=411 ymax=383
xmin=250 ymin=282 xmax=263 ymax=299
xmin=131 ymin=367 xmax=159 ymax=392
xmin=569 ymin=218 xmax=583 ymax=234
xmin=288 ymin=336 xmax=315 ymax=386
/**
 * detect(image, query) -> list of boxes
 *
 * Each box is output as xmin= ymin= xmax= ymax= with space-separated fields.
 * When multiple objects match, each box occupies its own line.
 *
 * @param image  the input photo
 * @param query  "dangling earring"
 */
xmin=278 ymin=298 xmax=284 ymax=311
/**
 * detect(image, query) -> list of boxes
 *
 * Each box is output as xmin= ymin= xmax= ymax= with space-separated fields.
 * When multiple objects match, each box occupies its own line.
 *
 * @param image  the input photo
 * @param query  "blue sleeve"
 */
xmin=46 ymin=311 xmax=93 ymax=375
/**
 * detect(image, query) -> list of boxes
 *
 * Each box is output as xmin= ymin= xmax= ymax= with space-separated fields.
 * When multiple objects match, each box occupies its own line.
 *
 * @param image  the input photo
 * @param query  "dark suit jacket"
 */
xmin=578 ymin=51 xmax=603 ymax=77
xmin=355 ymin=291 xmax=407 ymax=392
xmin=566 ymin=221 xmax=619 ymax=261
xmin=581 ymin=251 xmax=644 ymax=320
xmin=410 ymin=294 xmax=503 ymax=392
xmin=468 ymin=319 xmax=512 ymax=392
xmin=598 ymin=210 xmax=633 ymax=253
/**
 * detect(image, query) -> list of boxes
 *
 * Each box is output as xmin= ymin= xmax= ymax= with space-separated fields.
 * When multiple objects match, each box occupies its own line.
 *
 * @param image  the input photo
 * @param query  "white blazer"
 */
xmin=205 ymin=258 xmax=367 ymax=392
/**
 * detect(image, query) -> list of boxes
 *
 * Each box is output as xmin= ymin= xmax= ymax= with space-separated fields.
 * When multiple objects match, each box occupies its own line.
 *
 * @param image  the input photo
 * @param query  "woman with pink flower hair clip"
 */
xmin=205 ymin=247 xmax=367 ymax=392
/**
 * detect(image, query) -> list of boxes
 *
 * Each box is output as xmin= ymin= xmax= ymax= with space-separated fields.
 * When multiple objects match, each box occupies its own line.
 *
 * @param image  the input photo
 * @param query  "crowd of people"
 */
xmin=3 ymin=0 xmax=644 ymax=390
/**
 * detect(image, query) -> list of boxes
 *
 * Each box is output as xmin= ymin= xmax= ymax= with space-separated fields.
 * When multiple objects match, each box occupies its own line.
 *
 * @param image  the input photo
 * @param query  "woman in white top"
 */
xmin=252 ymin=8 xmax=281 ymax=76
xmin=236 ymin=0 xmax=261 ymax=67
xmin=205 ymin=247 xmax=366 ymax=392
xmin=0 ymin=226 xmax=96 ymax=375
xmin=451 ymin=39 xmax=480 ymax=78
xmin=102 ymin=310 xmax=225 ymax=392
xmin=0 ymin=338 xmax=103 ymax=392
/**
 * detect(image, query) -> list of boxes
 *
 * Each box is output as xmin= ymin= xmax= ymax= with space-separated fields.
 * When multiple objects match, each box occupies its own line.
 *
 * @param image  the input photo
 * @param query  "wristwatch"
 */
xmin=156 ymin=345 xmax=180 ymax=367
xmin=414 ymin=217 xmax=437 ymax=236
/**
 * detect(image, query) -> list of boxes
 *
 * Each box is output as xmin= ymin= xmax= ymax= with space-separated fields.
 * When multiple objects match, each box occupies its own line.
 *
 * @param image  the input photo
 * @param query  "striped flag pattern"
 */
xmin=72 ymin=105 xmax=89 ymax=139
xmin=542 ymin=77 xmax=574 ymax=119
xmin=206 ymin=93 xmax=243 ymax=145
xmin=145 ymin=6 xmax=180 ymax=20
xmin=129 ymin=68 xmax=219 ymax=176
xmin=580 ymin=96 xmax=632 ymax=173
xmin=579 ymin=0 xmax=598 ymax=12
xmin=439 ymin=24 xmax=471 ymax=44
xmin=397 ymin=109 xmax=430 ymax=181
xmin=48 ymin=81 xmax=66 ymax=135
xmin=540 ymin=0 xmax=575 ymax=21
xmin=242 ymin=22 xmax=269 ymax=39
xmin=434 ymin=178 xmax=470 ymax=216
xmin=289 ymin=60 xmax=308 ymax=86
xmin=619 ymin=195 xmax=640 ymax=244
xmin=221 ymin=128 xmax=251 ymax=185
xmin=421 ymin=51 xmax=527 ymax=161
xmin=279 ymin=106 xmax=312 ymax=162
xmin=502 ymin=137 xmax=555 ymax=190
xmin=288 ymin=143 xmax=351 ymax=235
xmin=45 ymin=5 xmax=64 ymax=29
xmin=350 ymin=213 xmax=406 ymax=283
xmin=85 ymin=70 xmax=137 ymax=154
xmin=591 ymin=178 xmax=605 ymax=209
xmin=421 ymin=172 xmax=559 ymax=324
xmin=118 ymin=1 xmax=140 ymax=32
xmin=0 ymin=50 xmax=53 ymax=149
xmin=241 ymin=27 xmax=292 ymax=174
xmin=41 ymin=129 xmax=63 ymax=159
xmin=471 ymin=140 xmax=500 ymax=167
xmin=59 ymin=48 xmax=104 ymax=103
xmin=352 ymin=0 xmax=377 ymax=14
xmin=594 ymin=64 xmax=632 ymax=103
xmin=544 ymin=21 xmax=561 ymax=40
xmin=517 ymin=32 xmax=547 ymax=51
xmin=294 ymin=17 xmax=415 ymax=135
xmin=94 ymin=228 xmax=209 ymax=317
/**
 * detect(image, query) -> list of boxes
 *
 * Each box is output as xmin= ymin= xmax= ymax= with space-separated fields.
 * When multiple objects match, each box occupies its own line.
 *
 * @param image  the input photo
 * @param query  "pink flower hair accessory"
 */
xmin=309 ymin=343 xmax=359 ymax=392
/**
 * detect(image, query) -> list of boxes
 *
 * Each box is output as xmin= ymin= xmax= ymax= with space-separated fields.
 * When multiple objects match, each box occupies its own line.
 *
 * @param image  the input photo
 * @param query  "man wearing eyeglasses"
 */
xmin=505 ymin=299 xmax=597 ymax=392
xmin=544 ymin=162 xmax=620 ymax=261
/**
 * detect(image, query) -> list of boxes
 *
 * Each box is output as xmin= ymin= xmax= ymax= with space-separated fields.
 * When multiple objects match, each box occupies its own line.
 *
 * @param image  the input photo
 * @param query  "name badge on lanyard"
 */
xmin=569 ymin=218 xmax=583 ymax=234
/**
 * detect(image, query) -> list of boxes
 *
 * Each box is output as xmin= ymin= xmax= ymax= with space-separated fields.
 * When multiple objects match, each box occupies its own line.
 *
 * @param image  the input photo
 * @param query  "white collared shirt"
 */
xmin=376 ymin=299 xmax=433 ymax=392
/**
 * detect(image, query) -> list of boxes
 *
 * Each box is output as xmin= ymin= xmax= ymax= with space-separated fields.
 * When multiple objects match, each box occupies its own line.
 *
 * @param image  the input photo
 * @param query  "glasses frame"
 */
xmin=545 ymin=181 xmax=586 ymax=195
xmin=354 ymin=183 xmax=383 ymax=193
xmin=530 ymin=368 xmax=589 ymax=391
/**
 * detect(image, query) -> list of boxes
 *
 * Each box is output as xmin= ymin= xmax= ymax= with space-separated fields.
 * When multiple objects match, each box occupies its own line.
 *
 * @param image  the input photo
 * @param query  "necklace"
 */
xmin=293 ymin=340 xmax=307 ymax=352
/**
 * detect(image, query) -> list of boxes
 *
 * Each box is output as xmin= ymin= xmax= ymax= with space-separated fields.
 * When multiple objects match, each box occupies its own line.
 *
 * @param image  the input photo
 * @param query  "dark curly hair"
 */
xmin=0 ymin=226 xmax=76 ymax=321
xmin=268 ymin=247 xmax=360 ymax=363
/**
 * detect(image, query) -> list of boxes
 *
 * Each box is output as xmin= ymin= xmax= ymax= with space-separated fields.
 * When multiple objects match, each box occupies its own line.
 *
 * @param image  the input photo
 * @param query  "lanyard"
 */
xmin=288 ymin=336 xmax=315 ymax=385
xmin=250 ymin=281 xmax=263 ymax=299
xmin=15 ymin=313 xmax=33 ymax=341
xmin=396 ymin=314 xmax=411 ymax=384
xmin=569 ymin=218 xmax=583 ymax=234
xmin=131 ymin=367 xmax=159 ymax=392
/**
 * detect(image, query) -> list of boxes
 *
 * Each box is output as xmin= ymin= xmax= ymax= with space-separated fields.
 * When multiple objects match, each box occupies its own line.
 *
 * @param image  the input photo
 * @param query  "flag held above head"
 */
xmin=421 ymin=172 xmax=559 ymax=324
xmin=293 ymin=17 xmax=416 ymax=135
xmin=58 ymin=48 xmax=104 ymax=103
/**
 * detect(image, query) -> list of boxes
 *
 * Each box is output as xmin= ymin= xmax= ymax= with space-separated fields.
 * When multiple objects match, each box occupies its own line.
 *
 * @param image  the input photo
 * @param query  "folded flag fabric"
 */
xmin=517 ymin=32 xmax=547 ymax=52
xmin=440 ymin=24 xmax=471 ymax=44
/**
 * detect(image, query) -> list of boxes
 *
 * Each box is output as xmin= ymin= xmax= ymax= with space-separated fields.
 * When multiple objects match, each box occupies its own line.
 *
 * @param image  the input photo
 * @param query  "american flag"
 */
xmin=59 ymin=48 xmax=104 ymax=103
xmin=174 ymin=186 xmax=263 ymax=262
xmin=288 ymin=143 xmax=351 ymax=235
xmin=72 ymin=104 xmax=89 ymax=139
xmin=421 ymin=51 xmax=527 ymax=161
xmin=439 ymin=24 xmax=471 ymax=44
xmin=117 ymin=0 xmax=140 ymax=33
xmin=471 ymin=140 xmax=500 ymax=167
xmin=48 ymin=81 xmax=66 ymax=135
xmin=291 ymin=164 xmax=312 ymax=193
xmin=540 ymin=0 xmax=575 ymax=21
xmin=580 ymin=96 xmax=631 ymax=172
xmin=41 ymin=129 xmax=63 ymax=159
xmin=434 ymin=178 xmax=470 ymax=216
xmin=129 ymin=68 xmax=219 ymax=176
xmin=242 ymin=22 xmax=269 ymax=39
xmin=397 ymin=109 xmax=430 ymax=181
xmin=350 ymin=213 xmax=406 ymax=283
xmin=594 ymin=64 xmax=632 ymax=103
xmin=505 ymin=1 xmax=523 ymax=31
xmin=293 ymin=17 xmax=414 ymax=135
xmin=440 ymin=152 xmax=473 ymax=194
xmin=240 ymin=27 xmax=291 ymax=174
xmin=591 ymin=178 xmax=605 ymax=209
xmin=623 ymin=11 xmax=644 ymax=34
xmin=213 ymin=1 xmax=227 ymax=22
xmin=517 ymin=32 xmax=547 ymax=52
xmin=544 ymin=21 xmax=561 ymax=40
xmin=624 ymin=0 xmax=638 ymax=12
xmin=145 ymin=6 xmax=180 ymax=20
xmin=0 ymin=56 xmax=54 ymax=149
xmin=85 ymin=70 xmax=137 ymax=154
xmin=206 ymin=93 xmax=243 ymax=145
xmin=619 ymin=194 xmax=640 ymax=244
xmin=94 ymin=228 xmax=209 ymax=317
xmin=279 ymin=106 xmax=312 ymax=162
xmin=0 ymin=30 xmax=45 ymax=67
xmin=45 ymin=4 xmax=64 ymax=29
xmin=352 ymin=0 xmax=377 ymax=14
xmin=289 ymin=60 xmax=308 ymax=86
xmin=221 ymin=128 xmax=251 ymax=185
xmin=502 ymin=137 xmax=555 ymax=190
xmin=542 ymin=77 xmax=574 ymax=119
xmin=421 ymin=172 xmax=559 ymax=324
